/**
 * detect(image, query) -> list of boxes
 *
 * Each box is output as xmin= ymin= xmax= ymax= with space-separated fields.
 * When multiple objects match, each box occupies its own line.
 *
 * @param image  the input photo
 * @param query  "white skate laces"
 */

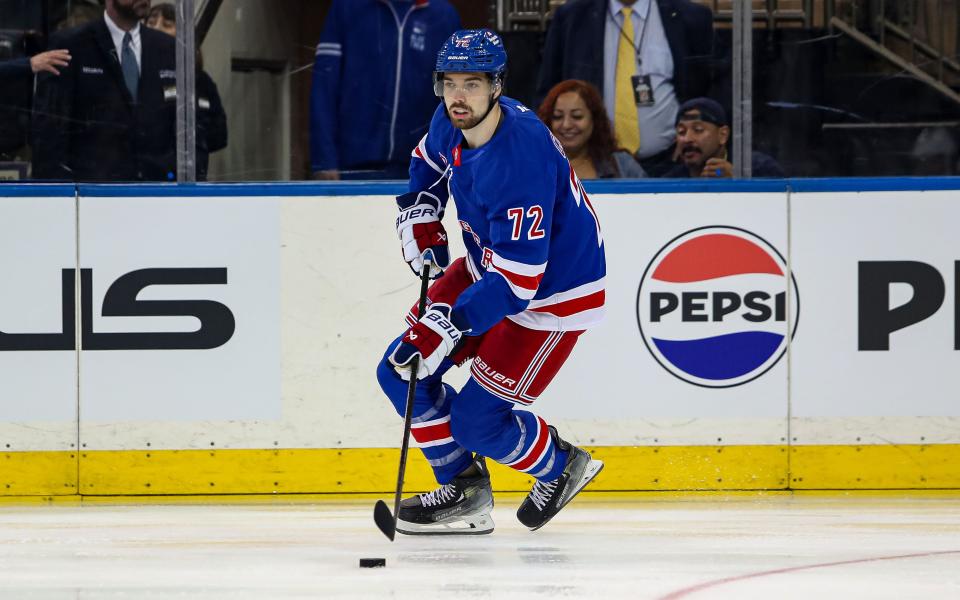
xmin=419 ymin=483 xmax=461 ymax=507
xmin=528 ymin=478 xmax=559 ymax=511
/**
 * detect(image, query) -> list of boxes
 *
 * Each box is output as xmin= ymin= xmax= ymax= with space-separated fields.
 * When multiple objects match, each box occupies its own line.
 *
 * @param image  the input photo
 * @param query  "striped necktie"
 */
xmin=614 ymin=7 xmax=640 ymax=155
xmin=121 ymin=32 xmax=139 ymax=102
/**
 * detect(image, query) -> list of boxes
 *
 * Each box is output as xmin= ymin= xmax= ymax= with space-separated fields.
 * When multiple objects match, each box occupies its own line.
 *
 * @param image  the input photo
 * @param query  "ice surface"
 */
xmin=0 ymin=494 xmax=958 ymax=599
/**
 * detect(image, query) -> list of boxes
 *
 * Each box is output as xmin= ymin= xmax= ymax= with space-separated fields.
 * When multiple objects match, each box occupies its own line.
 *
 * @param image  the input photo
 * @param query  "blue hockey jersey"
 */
xmin=310 ymin=0 xmax=460 ymax=172
xmin=409 ymin=96 xmax=606 ymax=334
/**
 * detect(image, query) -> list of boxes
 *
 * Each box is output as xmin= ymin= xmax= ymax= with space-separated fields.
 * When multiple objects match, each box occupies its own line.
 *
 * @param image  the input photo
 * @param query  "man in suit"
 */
xmin=145 ymin=2 xmax=228 ymax=181
xmin=538 ymin=0 xmax=714 ymax=177
xmin=32 ymin=0 xmax=178 ymax=181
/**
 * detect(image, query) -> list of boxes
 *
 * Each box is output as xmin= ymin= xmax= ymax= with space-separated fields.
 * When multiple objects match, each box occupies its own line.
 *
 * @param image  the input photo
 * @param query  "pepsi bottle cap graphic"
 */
xmin=636 ymin=226 xmax=800 ymax=388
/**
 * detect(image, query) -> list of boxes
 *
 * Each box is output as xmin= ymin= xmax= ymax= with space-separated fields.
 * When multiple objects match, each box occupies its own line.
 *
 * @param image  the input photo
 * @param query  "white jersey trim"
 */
xmin=468 ymin=253 xmax=606 ymax=332
xmin=412 ymin=134 xmax=444 ymax=174
xmin=526 ymin=277 xmax=605 ymax=310
xmin=507 ymin=305 xmax=605 ymax=332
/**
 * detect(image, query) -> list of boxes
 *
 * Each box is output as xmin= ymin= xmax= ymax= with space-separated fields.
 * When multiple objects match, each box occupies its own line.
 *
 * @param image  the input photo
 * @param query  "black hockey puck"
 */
xmin=359 ymin=558 xmax=386 ymax=568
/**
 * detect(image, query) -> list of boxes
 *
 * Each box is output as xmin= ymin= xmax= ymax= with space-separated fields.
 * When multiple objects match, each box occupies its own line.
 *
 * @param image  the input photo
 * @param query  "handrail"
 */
xmin=499 ymin=0 xmax=835 ymax=31
xmin=830 ymin=16 xmax=960 ymax=107
xmin=882 ymin=19 xmax=960 ymax=75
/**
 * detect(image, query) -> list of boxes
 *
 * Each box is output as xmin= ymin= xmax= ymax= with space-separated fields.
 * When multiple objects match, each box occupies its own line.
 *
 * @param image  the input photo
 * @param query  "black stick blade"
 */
xmin=373 ymin=500 xmax=396 ymax=541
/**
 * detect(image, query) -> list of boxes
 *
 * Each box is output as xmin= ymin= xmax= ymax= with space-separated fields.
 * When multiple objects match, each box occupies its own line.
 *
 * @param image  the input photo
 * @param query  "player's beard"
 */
xmin=446 ymin=94 xmax=497 ymax=131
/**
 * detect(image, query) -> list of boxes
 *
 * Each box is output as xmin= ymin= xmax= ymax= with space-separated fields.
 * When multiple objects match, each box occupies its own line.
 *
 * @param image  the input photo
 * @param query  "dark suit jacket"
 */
xmin=196 ymin=69 xmax=227 ymax=181
xmin=0 ymin=57 xmax=31 ymax=80
xmin=31 ymin=18 xmax=177 ymax=181
xmin=537 ymin=0 xmax=714 ymax=107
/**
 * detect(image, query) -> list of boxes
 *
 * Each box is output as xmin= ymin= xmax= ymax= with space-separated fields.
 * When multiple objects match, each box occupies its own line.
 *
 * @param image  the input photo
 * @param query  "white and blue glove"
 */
xmin=395 ymin=186 xmax=451 ymax=279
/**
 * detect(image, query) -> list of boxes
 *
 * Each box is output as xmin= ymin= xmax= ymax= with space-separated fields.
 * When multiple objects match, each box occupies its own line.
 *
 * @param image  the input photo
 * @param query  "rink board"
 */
xmin=1 ymin=179 xmax=959 ymax=496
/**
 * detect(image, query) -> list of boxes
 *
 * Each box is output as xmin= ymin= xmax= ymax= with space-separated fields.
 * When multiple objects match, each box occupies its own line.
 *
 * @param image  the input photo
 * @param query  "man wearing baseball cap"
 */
xmin=665 ymin=97 xmax=784 ymax=178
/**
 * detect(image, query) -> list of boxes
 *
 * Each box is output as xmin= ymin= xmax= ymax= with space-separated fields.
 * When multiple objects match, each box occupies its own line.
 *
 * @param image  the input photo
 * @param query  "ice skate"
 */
xmin=516 ymin=426 xmax=603 ymax=531
xmin=396 ymin=455 xmax=495 ymax=535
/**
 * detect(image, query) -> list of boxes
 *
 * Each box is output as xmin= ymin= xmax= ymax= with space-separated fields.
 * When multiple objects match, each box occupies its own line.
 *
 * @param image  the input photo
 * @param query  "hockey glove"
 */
xmin=388 ymin=303 xmax=462 ymax=380
xmin=396 ymin=188 xmax=450 ymax=279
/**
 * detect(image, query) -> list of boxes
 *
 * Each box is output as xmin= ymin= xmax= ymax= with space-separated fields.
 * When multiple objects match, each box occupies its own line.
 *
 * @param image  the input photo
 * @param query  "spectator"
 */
xmin=664 ymin=97 xmax=784 ymax=178
xmin=32 ymin=0 xmax=177 ymax=181
xmin=56 ymin=0 xmax=105 ymax=31
xmin=538 ymin=0 xmax=714 ymax=177
xmin=144 ymin=3 xmax=175 ymax=36
xmin=144 ymin=2 xmax=227 ymax=181
xmin=309 ymin=0 xmax=460 ymax=180
xmin=538 ymin=79 xmax=645 ymax=179
xmin=0 ymin=50 xmax=72 ymax=79
xmin=0 ymin=51 xmax=71 ymax=164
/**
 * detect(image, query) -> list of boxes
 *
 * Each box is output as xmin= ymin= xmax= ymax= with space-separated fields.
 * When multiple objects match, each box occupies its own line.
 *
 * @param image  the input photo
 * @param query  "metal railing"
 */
xmin=708 ymin=0 xmax=815 ymax=29
xmin=494 ymin=0 xmax=833 ymax=31
xmin=831 ymin=0 xmax=960 ymax=105
xmin=493 ymin=0 xmax=572 ymax=31
xmin=494 ymin=0 xmax=564 ymax=31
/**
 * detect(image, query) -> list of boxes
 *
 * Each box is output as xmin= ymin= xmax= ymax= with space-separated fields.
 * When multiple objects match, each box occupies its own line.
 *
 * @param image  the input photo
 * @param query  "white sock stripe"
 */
xmin=426 ymin=446 xmax=467 ymax=467
xmin=411 ymin=414 xmax=451 ymax=428
xmin=498 ymin=414 xmax=527 ymax=464
xmin=411 ymin=383 xmax=447 ymax=423
xmin=522 ymin=442 xmax=554 ymax=476
xmin=529 ymin=450 xmax=556 ymax=479
xmin=506 ymin=417 xmax=543 ymax=467
xmin=416 ymin=436 xmax=455 ymax=448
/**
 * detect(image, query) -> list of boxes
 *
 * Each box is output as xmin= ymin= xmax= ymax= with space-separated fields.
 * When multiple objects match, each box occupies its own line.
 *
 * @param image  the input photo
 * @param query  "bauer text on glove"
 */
xmin=388 ymin=303 xmax=463 ymax=380
xmin=396 ymin=188 xmax=450 ymax=278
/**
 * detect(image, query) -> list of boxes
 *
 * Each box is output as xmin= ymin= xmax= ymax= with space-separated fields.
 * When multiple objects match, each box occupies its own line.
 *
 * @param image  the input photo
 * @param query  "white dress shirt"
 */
xmin=603 ymin=0 xmax=679 ymax=159
xmin=103 ymin=11 xmax=142 ymax=71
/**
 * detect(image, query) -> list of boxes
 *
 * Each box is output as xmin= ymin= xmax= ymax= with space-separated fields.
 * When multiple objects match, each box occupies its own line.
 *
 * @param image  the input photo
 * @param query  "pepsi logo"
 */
xmin=636 ymin=226 xmax=799 ymax=388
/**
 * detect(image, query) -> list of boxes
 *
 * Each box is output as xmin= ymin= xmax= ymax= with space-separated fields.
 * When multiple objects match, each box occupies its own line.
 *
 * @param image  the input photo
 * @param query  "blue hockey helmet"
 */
xmin=433 ymin=29 xmax=507 ymax=96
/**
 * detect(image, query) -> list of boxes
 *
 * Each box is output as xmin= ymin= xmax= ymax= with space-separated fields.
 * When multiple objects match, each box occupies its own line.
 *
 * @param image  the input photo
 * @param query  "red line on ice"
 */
xmin=658 ymin=549 xmax=960 ymax=600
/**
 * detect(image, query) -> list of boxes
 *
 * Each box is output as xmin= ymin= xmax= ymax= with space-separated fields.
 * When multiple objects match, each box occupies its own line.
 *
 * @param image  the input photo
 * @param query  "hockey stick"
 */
xmin=374 ymin=256 xmax=433 ymax=541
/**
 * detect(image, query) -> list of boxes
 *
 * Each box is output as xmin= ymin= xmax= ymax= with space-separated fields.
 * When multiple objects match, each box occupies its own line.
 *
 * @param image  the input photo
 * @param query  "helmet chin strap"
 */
xmin=472 ymin=92 xmax=500 ymax=129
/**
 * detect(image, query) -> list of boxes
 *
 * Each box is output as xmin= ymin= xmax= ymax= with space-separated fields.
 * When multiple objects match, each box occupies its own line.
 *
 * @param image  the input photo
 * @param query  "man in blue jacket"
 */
xmin=537 ymin=0 xmax=714 ymax=177
xmin=309 ymin=0 xmax=460 ymax=180
xmin=0 ymin=50 xmax=72 ymax=79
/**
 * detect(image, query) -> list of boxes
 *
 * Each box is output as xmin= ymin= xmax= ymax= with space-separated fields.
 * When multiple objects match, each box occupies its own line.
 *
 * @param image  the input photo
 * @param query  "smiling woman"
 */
xmin=537 ymin=79 xmax=646 ymax=180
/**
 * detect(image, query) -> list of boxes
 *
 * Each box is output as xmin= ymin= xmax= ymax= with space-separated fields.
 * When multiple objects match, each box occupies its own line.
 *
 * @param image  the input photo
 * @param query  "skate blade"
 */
xmin=527 ymin=459 xmax=604 ymax=532
xmin=563 ymin=459 xmax=604 ymax=509
xmin=396 ymin=513 xmax=495 ymax=536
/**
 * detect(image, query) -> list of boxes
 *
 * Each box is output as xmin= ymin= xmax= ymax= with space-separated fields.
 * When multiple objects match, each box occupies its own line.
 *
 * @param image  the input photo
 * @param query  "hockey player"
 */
xmin=376 ymin=29 xmax=606 ymax=535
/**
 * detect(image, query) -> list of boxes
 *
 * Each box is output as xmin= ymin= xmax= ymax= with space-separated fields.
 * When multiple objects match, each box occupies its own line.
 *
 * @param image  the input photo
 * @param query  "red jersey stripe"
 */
xmin=494 ymin=266 xmax=544 ymax=292
xmin=530 ymin=290 xmax=605 ymax=317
